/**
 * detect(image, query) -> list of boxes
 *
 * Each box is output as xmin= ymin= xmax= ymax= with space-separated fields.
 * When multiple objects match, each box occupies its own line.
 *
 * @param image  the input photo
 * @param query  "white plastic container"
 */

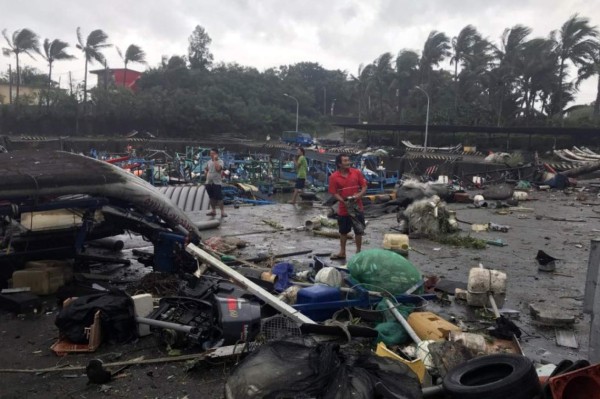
xmin=466 ymin=268 xmax=507 ymax=308
xmin=132 ymin=294 xmax=154 ymax=337
xmin=12 ymin=268 xmax=64 ymax=295
xmin=382 ymin=234 xmax=409 ymax=255
xmin=513 ymin=191 xmax=529 ymax=201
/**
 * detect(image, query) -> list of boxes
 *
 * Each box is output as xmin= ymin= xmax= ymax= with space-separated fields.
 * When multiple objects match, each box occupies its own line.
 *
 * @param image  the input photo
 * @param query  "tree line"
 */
xmin=1 ymin=15 xmax=600 ymax=138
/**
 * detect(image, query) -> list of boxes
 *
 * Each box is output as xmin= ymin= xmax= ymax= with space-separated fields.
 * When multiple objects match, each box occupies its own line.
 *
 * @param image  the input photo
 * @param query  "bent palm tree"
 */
xmin=41 ymin=38 xmax=75 ymax=105
xmin=76 ymin=27 xmax=110 ymax=110
xmin=116 ymin=44 xmax=146 ymax=89
xmin=551 ymin=14 xmax=598 ymax=116
xmin=576 ymin=44 xmax=600 ymax=116
xmin=451 ymin=25 xmax=481 ymax=113
xmin=2 ymin=28 xmax=40 ymax=102
xmin=419 ymin=31 xmax=451 ymax=85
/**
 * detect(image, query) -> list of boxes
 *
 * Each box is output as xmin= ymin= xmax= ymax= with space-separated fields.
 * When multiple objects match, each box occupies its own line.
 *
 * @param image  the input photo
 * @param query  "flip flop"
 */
xmin=330 ymin=253 xmax=346 ymax=260
xmin=206 ymin=212 xmax=216 ymax=216
xmin=221 ymin=214 xmax=228 ymax=218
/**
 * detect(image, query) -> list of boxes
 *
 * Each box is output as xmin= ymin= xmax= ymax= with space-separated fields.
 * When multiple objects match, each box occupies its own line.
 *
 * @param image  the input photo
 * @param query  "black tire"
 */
xmin=443 ymin=354 xmax=541 ymax=399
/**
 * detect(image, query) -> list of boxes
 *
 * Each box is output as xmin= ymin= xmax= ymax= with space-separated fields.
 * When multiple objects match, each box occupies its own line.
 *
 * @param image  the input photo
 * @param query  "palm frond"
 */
xmin=125 ymin=44 xmax=146 ymax=64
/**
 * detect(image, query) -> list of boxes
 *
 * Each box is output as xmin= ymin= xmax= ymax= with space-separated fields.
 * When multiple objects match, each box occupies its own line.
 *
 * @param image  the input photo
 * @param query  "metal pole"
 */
xmin=323 ymin=87 xmax=326 ymax=115
xmin=185 ymin=243 xmax=315 ymax=325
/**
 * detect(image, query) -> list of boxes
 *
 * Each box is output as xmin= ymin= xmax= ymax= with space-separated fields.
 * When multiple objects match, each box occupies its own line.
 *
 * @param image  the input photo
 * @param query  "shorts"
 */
xmin=205 ymin=183 xmax=223 ymax=201
xmin=295 ymin=178 xmax=305 ymax=189
xmin=338 ymin=213 xmax=365 ymax=235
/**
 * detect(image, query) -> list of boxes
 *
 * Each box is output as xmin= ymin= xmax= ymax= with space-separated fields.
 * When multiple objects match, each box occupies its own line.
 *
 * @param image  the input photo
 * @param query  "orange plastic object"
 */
xmin=549 ymin=363 xmax=600 ymax=399
xmin=407 ymin=311 xmax=461 ymax=341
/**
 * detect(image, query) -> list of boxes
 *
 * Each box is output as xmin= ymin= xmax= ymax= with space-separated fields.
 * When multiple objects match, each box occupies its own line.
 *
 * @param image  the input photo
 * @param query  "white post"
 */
xmin=586 ymin=238 xmax=600 ymax=362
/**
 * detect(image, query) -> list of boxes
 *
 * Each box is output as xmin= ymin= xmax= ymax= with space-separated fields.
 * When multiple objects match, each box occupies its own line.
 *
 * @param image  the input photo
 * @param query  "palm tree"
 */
xmin=75 ymin=27 xmax=110 ymax=110
xmin=419 ymin=31 xmax=451 ymax=85
xmin=350 ymin=64 xmax=369 ymax=122
xmin=551 ymin=14 xmax=598 ymax=116
xmin=366 ymin=52 xmax=393 ymax=121
xmin=2 ymin=28 xmax=40 ymax=102
xmin=392 ymin=50 xmax=419 ymax=121
xmin=116 ymin=44 xmax=146 ymax=89
xmin=451 ymin=25 xmax=482 ymax=112
xmin=576 ymin=44 xmax=600 ymax=117
xmin=41 ymin=38 xmax=75 ymax=106
xmin=491 ymin=25 xmax=532 ymax=125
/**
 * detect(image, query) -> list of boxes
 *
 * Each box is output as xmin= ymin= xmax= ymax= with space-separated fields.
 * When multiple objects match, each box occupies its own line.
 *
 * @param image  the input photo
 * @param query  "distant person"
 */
xmin=204 ymin=148 xmax=227 ymax=218
xmin=328 ymin=154 xmax=367 ymax=260
xmin=288 ymin=147 xmax=308 ymax=204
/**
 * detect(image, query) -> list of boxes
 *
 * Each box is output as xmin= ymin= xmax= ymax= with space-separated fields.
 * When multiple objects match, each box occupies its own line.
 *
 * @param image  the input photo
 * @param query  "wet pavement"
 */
xmin=0 ymin=183 xmax=599 ymax=397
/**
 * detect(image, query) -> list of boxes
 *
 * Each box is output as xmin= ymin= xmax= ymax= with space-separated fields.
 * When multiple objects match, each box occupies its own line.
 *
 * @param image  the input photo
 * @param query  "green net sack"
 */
xmin=347 ymin=249 xmax=422 ymax=295
xmin=374 ymin=322 xmax=409 ymax=346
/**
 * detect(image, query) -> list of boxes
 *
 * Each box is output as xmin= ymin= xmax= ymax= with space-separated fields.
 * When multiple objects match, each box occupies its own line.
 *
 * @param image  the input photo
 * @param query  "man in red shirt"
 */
xmin=328 ymin=154 xmax=367 ymax=260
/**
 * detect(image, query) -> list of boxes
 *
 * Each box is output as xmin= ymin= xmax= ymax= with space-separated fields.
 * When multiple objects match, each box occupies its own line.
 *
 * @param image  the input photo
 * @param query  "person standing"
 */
xmin=204 ymin=148 xmax=227 ymax=218
xmin=288 ymin=147 xmax=308 ymax=204
xmin=328 ymin=154 xmax=367 ymax=259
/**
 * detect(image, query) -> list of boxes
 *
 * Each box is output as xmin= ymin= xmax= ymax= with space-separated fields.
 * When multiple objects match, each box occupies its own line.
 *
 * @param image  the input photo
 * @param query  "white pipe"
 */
xmin=185 ymin=243 xmax=315 ymax=325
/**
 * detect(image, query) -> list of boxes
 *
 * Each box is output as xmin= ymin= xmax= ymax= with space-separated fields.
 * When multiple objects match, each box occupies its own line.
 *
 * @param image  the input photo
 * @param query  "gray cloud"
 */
xmin=1 ymin=0 xmax=598 ymax=102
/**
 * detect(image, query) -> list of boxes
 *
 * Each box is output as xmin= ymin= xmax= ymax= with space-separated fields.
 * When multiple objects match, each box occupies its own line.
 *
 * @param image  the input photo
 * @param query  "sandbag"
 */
xmin=347 ymin=249 xmax=422 ymax=296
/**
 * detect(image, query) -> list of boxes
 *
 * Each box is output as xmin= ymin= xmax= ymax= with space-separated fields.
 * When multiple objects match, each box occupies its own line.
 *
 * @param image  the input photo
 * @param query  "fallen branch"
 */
xmin=0 ymin=352 xmax=213 ymax=374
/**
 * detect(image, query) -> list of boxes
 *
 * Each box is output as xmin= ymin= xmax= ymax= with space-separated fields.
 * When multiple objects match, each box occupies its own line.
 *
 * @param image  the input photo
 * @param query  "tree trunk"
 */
xmin=594 ymin=74 xmax=600 ymax=117
xmin=47 ymin=62 xmax=53 ymax=110
xmin=123 ymin=61 xmax=127 ymax=87
xmin=556 ymin=59 xmax=565 ymax=117
xmin=15 ymin=55 xmax=20 ymax=103
xmin=454 ymin=61 xmax=459 ymax=118
xmin=83 ymin=58 xmax=88 ymax=113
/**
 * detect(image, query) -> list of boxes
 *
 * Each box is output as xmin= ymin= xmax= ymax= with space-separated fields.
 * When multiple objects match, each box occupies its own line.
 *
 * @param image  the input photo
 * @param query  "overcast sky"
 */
xmin=2 ymin=0 xmax=599 ymax=104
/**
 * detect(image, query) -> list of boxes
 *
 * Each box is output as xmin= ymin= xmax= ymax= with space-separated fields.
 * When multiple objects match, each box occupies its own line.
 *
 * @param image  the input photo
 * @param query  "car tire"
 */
xmin=443 ymin=354 xmax=541 ymax=399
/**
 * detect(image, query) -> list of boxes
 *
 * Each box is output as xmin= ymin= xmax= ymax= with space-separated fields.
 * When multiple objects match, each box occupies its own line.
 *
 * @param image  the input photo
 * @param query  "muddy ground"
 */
xmin=1 ymin=182 xmax=599 ymax=398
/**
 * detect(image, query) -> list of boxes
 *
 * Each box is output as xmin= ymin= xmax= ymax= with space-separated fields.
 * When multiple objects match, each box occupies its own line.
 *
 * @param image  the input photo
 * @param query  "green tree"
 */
xmin=451 ymin=25 xmax=482 ymax=113
xmin=366 ymin=52 xmax=393 ymax=121
xmin=116 ymin=44 xmax=147 ymax=87
xmin=491 ymin=25 xmax=532 ymax=125
xmin=550 ymin=14 xmax=598 ymax=117
xmin=41 ymin=38 xmax=75 ymax=106
xmin=576 ymin=43 xmax=600 ymax=117
xmin=188 ymin=25 xmax=213 ymax=70
xmin=419 ymin=31 xmax=451 ymax=85
xmin=76 ymin=27 xmax=111 ymax=110
xmin=392 ymin=50 xmax=419 ymax=121
xmin=2 ymin=28 xmax=40 ymax=102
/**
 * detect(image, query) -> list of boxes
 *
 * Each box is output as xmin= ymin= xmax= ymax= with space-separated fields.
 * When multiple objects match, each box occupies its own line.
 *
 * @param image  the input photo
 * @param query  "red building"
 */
xmin=90 ymin=68 xmax=143 ymax=91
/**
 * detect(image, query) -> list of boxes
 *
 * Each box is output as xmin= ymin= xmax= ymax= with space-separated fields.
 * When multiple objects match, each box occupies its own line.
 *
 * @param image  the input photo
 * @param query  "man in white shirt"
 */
xmin=204 ymin=148 xmax=227 ymax=218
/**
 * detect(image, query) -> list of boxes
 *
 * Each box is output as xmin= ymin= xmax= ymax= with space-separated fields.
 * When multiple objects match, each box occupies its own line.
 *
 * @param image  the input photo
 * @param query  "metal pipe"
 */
xmin=185 ymin=243 xmax=315 ymax=325
xmin=136 ymin=317 xmax=198 ymax=334
xmin=383 ymin=298 xmax=421 ymax=344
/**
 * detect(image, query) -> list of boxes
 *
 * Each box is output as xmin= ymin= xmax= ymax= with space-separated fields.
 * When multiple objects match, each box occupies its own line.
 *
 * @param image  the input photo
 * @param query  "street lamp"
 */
xmin=330 ymin=98 xmax=336 ymax=116
xmin=284 ymin=93 xmax=299 ymax=132
xmin=415 ymin=86 xmax=430 ymax=150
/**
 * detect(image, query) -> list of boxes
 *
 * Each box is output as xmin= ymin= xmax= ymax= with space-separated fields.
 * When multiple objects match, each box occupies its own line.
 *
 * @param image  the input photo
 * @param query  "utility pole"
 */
xmin=8 ymin=64 xmax=12 ymax=104
xmin=68 ymin=72 xmax=73 ymax=97
xmin=323 ymin=87 xmax=326 ymax=115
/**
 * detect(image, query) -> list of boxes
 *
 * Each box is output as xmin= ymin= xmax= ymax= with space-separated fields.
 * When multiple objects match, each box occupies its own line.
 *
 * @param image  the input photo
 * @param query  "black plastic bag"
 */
xmin=55 ymin=289 xmax=136 ymax=344
xmin=225 ymin=341 xmax=422 ymax=399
